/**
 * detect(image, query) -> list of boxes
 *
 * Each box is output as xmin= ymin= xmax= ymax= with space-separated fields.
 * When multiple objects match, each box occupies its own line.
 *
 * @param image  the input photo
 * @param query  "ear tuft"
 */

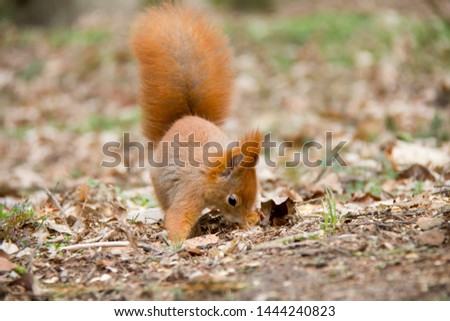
xmin=240 ymin=129 xmax=262 ymax=146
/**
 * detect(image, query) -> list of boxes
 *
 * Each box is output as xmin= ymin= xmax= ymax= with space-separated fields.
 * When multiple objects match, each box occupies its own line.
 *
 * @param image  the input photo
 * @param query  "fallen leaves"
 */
xmin=183 ymin=234 xmax=219 ymax=249
xmin=417 ymin=229 xmax=446 ymax=247
xmin=1 ymin=241 xmax=19 ymax=255
xmin=0 ymin=178 xmax=448 ymax=300
xmin=398 ymin=164 xmax=436 ymax=181
xmin=416 ymin=215 xmax=447 ymax=247
xmin=0 ymin=256 xmax=15 ymax=272
xmin=260 ymin=196 xmax=297 ymax=226
xmin=387 ymin=141 xmax=450 ymax=171
xmin=1 ymin=2 xmax=450 ymax=301
xmin=44 ymin=219 xmax=75 ymax=236
xmin=417 ymin=217 xmax=445 ymax=231
xmin=127 ymin=208 xmax=164 ymax=224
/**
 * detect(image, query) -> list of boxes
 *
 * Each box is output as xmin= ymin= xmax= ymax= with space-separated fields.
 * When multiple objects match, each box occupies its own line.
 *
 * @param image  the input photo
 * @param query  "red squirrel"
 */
xmin=131 ymin=4 xmax=261 ymax=242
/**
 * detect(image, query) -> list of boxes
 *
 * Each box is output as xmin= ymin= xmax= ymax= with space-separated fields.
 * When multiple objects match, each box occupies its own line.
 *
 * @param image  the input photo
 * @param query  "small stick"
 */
xmin=44 ymin=187 xmax=66 ymax=217
xmin=60 ymin=241 xmax=162 ymax=254
xmin=80 ymin=229 xmax=116 ymax=244
xmin=296 ymin=197 xmax=323 ymax=205
xmin=252 ymin=231 xmax=321 ymax=250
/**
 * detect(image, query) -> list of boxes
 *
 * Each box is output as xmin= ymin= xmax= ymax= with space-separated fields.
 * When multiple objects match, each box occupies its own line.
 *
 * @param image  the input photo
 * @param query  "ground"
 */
xmin=0 ymin=0 xmax=449 ymax=300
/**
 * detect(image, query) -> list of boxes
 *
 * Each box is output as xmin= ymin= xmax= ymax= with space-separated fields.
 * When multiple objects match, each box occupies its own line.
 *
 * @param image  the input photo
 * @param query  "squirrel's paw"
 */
xmin=243 ymin=210 xmax=261 ymax=228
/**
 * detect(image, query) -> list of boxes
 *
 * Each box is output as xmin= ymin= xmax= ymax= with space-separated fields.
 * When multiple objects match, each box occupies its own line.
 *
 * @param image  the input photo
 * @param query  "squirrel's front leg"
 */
xmin=164 ymin=199 xmax=202 ymax=242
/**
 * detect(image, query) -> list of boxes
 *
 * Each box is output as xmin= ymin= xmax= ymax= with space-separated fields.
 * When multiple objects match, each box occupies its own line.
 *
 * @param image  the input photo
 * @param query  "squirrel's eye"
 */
xmin=227 ymin=194 xmax=237 ymax=207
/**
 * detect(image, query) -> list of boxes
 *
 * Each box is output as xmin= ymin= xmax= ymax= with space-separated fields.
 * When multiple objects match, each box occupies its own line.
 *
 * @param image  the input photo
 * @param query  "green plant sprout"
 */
xmin=321 ymin=187 xmax=339 ymax=235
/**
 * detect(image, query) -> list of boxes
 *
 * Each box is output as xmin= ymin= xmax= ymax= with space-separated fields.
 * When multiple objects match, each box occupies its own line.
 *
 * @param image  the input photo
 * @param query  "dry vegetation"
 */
xmin=0 ymin=0 xmax=449 ymax=300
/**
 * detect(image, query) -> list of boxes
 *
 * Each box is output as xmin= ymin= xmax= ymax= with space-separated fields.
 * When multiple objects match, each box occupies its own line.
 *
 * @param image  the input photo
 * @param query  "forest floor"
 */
xmin=1 ymin=0 xmax=449 ymax=300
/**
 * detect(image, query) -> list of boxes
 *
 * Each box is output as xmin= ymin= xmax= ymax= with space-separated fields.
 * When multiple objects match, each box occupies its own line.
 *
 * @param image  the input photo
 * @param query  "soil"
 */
xmin=1 ymin=187 xmax=448 ymax=300
xmin=1 ymin=0 xmax=449 ymax=301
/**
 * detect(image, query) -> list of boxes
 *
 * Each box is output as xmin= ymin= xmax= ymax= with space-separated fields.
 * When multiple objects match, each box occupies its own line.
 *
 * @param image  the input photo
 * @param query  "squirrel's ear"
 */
xmin=220 ymin=130 xmax=262 ymax=177
xmin=239 ymin=129 xmax=262 ymax=168
xmin=221 ymin=148 xmax=243 ymax=178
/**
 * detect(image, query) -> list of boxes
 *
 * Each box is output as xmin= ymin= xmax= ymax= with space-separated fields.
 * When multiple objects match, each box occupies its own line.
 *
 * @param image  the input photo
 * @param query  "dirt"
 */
xmin=1 ymin=185 xmax=448 ymax=300
xmin=1 ymin=0 xmax=450 ymax=301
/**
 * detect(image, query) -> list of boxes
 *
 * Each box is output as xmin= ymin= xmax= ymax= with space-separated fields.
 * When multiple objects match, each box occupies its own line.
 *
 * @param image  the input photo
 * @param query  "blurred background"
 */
xmin=0 ymin=0 xmax=449 ymax=199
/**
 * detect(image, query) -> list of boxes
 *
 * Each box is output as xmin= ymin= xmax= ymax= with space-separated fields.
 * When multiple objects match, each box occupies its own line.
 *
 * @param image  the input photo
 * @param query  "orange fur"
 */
xmin=131 ymin=4 xmax=232 ymax=143
xmin=131 ymin=5 xmax=261 ymax=241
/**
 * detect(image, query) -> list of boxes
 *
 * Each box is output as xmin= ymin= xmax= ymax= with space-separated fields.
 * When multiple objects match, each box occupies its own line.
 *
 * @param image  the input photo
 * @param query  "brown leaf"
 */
xmin=223 ymin=238 xmax=240 ymax=255
xmin=348 ymin=193 xmax=381 ymax=204
xmin=45 ymin=219 xmax=76 ymax=236
xmin=288 ymin=189 xmax=303 ymax=202
xmin=443 ymin=168 xmax=450 ymax=180
xmin=417 ymin=217 xmax=445 ymax=231
xmin=418 ymin=229 xmax=446 ymax=247
xmin=185 ymin=247 xmax=203 ymax=256
xmin=183 ymin=234 xmax=219 ymax=248
xmin=0 ymin=249 xmax=8 ymax=259
xmin=78 ymin=184 xmax=89 ymax=203
xmin=0 ymin=257 xmax=15 ymax=272
xmin=260 ymin=197 xmax=296 ymax=227
xmin=398 ymin=164 xmax=435 ymax=181
xmin=9 ymin=272 xmax=41 ymax=295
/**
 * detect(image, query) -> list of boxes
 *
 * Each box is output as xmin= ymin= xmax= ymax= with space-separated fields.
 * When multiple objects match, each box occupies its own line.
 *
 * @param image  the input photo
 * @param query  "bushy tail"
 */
xmin=131 ymin=4 xmax=233 ymax=142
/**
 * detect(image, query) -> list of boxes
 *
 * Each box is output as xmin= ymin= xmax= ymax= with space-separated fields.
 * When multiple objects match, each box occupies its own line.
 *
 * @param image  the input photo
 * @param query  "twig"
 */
xmin=44 ymin=187 xmax=66 ymax=217
xmin=80 ymin=229 xmax=117 ymax=244
xmin=434 ymin=184 xmax=450 ymax=188
xmin=390 ymin=213 xmax=409 ymax=222
xmin=60 ymin=241 xmax=163 ymax=254
xmin=252 ymin=231 xmax=321 ymax=250
xmin=432 ymin=184 xmax=450 ymax=196
xmin=168 ymin=247 xmax=188 ymax=257
xmin=296 ymin=197 xmax=323 ymax=205
xmin=344 ymin=208 xmax=392 ymax=218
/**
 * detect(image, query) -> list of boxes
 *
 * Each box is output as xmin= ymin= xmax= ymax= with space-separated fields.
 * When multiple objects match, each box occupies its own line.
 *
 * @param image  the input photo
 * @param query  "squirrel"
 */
xmin=131 ymin=4 xmax=262 ymax=242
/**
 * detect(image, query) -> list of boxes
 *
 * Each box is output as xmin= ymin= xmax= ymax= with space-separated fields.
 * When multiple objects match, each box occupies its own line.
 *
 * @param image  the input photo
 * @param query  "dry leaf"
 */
xmin=127 ymin=208 xmax=164 ymax=223
xmin=42 ymin=276 xmax=59 ymax=284
xmin=15 ymin=247 xmax=34 ymax=258
xmin=312 ymin=172 xmax=343 ymax=195
xmin=89 ymin=274 xmax=112 ymax=283
xmin=418 ymin=229 xmax=446 ymax=247
xmin=183 ymin=234 xmax=219 ymax=248
xmin=78 ymin=184 xmax=89 ymax=202
xmin=0 ymin=257 xmax=15 ymax=272
xmin=398 ymin=164 xmax=436 ymax=181
xmin=260 ymin=197 xmax=296 ymax=226
xmin=185 ymin=247 xmax=203 ymax=256
xmin=45 ymin=219 xmax=75 ymax=236
xmin=0 ymin=249 xmax=8 ymax=259
xmin=9 ymin=272 xmax=42 ymax=295
xmin=349 ymin=193 xmax=381 ymax=204
xmin=223 ymin=238 xmax=240 ymax=255
xmin=1 ymin=241 xmax=19 ymax=255
xmin=417 ymin=217 xmax=444 ymax=231
xmin=388 ymin=141 xmax=450 ymax=170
